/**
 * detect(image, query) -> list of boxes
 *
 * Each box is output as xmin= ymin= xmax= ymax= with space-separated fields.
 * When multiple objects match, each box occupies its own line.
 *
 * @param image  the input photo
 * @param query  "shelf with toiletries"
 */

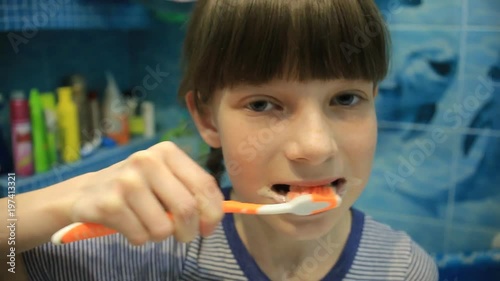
xmin=0 ymin=128 xmax=209 ymax=198
xmin=0 ymin=135 xmax=160 ymax=197
xmin=0 ymin=69 xmax=202 ymax=197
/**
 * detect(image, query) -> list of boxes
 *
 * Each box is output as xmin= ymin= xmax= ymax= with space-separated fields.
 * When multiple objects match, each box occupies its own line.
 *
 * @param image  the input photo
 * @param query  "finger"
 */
xmin=151 ymin=142 xmax=224 ymax=236
xmin=123 ymin=171 xmax=175 ymax=242
xmin=151 ymin=168 xmax=200 ymax=242
xmin=127 ymin=150 xmax=200 ymax=242
xmin=84 ymin=190 xmax=151 ymax=245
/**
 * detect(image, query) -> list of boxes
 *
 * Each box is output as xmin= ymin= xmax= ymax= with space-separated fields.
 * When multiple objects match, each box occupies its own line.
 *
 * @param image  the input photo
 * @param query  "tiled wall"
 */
xmin=1 ymin=0 xmax=499 ymax=257
xmin=356 ymin=0 xmax=500 ymax=254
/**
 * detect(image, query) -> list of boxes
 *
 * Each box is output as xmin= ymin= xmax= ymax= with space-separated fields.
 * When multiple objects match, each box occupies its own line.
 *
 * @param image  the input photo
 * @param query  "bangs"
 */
xmin=179 ymin=0 xmax=390 ymax=103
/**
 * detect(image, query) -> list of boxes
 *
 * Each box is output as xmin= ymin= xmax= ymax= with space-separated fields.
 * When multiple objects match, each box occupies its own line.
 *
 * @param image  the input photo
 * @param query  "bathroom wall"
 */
xmin=1 ymin=0 xmax=499 ymax=259
xmin=0 ymin=0 xmax=192 ymax=167
xmin=356 ymin=0 xmax=500 ymax=255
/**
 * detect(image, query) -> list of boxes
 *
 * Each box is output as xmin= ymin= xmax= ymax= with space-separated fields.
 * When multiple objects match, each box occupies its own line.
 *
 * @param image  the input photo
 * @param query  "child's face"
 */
xmin=194 ymin=79 xmax=377 ymax=238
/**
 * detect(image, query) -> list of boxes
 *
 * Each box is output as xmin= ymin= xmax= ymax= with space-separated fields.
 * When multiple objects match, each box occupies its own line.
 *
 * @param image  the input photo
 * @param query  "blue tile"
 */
xmin=0 ymin=0 xmax=150 ymax=31
xmin=444 ymin=221 xmax=500 ymax=252
xmin=375 ymin=0 xmax=461 ymax=26
xmin=355 ymin=126 xmax=455 ymax=218
xmin=435 ymin=77 xmax=499 ymax=130
xmin=377 ymin=30 xmax=460 ymax=124
xmin=468 ymin=0 xmax=500 ymax=26
xmin=465 ymin=31 xmax=500 ymax=80
xmin=451 ymin=132 xmax=500 ymax=229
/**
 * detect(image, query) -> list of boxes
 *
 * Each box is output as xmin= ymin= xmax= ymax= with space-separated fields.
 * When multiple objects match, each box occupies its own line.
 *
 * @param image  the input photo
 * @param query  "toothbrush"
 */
xmin=51 ymin=186 xmax=341 ymax=245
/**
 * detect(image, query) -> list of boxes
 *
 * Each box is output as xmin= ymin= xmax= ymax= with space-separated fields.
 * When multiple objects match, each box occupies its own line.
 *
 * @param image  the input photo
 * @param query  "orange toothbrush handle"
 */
xmin=222 ymin=200 xmax=261 ymax=214
xmin=53 ymin=213 xmax=174 ymax=244
xmin=58 ymin=223 xmax=118 ymax=244
xmin=54 ymin=202 xmax=266 ymax=244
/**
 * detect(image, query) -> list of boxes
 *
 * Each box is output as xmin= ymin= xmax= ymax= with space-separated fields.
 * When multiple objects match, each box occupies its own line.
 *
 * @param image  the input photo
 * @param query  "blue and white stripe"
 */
xmin=23 ymin=213 xmax=438 ymax=280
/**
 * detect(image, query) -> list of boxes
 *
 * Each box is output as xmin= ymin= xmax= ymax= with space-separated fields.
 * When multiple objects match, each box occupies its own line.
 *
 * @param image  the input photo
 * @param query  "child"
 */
xmin=1 ymin=0 xmax=439 ymax=280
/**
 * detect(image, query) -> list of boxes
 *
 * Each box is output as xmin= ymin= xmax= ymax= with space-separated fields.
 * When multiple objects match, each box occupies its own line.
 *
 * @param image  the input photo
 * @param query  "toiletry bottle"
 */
xmin=142 ymin=101 xmax=155 ymax=138
xmin=69 ymin=74 xmax=92 ymax=145
xmin=102 ymin=72 xmax=129 ymax=145
xmin=40 ymin=92 xmax=59 ymax=167
xmin=88 ymin=91 xmax=101 ymax=141
xmin=57 ymin=87 xmax=81 ymax=163
xmin=29 ymin=88 xmax=50 ymax=173
xmin=10 ymin=91 xmax=34 ymax=176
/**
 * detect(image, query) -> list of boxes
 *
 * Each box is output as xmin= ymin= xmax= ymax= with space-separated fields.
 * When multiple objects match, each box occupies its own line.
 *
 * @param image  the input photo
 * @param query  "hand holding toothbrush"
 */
xmin=63 ymin=141 xmax=225 ymax=245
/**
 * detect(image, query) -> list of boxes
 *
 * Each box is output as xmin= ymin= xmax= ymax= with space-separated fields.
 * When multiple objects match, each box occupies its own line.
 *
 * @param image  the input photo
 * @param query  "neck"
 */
xmin=233 ymin=205 xmax=352 ymax=280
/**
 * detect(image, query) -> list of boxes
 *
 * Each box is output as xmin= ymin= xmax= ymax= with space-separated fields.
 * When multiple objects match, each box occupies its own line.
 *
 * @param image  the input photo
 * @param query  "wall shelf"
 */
xmin=0 ymin=136 xmax=159 ymax=197
xmin=0 ymin=0 xmax=152 ymax=32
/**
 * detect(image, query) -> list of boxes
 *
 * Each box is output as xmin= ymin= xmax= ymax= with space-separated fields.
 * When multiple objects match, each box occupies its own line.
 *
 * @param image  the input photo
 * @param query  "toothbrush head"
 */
xmin=287 ymin=186 xmax=341 ymax=216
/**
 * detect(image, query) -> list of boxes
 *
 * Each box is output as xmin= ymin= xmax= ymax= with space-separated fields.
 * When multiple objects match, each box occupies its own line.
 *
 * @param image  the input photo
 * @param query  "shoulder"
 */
xmin=348 ymin=213 xmax=438 ymax=281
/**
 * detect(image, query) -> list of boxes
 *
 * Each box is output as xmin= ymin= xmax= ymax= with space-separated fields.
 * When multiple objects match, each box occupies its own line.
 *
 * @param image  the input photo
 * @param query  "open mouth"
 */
xmin=270 ymin=178 xmax=347 ymax=201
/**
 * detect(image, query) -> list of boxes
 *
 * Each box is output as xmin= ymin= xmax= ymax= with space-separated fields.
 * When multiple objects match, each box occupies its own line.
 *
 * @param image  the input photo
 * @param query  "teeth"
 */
xmin=264 ymin=179 xmax=348 ymax=202
xmin=257 ymin=187 xmax=287 ymax=202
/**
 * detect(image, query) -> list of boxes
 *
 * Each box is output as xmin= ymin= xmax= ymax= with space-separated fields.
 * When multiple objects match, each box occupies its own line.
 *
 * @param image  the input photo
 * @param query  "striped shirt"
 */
xmin=23 ymin=188 xmax=438 ymax=281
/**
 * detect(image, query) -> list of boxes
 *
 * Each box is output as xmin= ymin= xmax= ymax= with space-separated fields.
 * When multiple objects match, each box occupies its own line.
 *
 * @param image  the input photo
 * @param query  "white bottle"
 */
xmin=102 ymin=72 xmax=129 ymax=145
xmin=142 ymin=101 xmax=155 ymax=138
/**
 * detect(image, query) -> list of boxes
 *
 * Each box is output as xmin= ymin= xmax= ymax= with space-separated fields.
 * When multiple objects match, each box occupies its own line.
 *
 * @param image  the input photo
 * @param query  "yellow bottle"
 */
xmin=57 ymin=87 xmax=80 ymax=163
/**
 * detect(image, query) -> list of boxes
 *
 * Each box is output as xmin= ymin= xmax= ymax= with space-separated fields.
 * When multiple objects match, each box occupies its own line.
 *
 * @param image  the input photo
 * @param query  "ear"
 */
xmin=185 ymin=91 xmax=221 ymax=148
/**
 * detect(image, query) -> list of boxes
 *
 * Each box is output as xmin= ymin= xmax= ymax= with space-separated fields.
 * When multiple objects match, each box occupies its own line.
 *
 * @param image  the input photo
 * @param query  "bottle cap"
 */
xmin=10 ymin=90 xmax=25 ymax=100
xmin=57 ymin=87 xmax=73 ymax=103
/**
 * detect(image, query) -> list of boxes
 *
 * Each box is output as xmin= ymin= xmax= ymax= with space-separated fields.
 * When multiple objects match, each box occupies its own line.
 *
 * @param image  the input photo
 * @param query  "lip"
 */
xmin=272 ymin=177 xmax=341 ymax=187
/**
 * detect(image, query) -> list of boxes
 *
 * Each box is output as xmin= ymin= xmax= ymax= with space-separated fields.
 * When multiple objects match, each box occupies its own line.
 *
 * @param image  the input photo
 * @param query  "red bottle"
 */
xmin=10 ymin=91 xmax=33 ymax=176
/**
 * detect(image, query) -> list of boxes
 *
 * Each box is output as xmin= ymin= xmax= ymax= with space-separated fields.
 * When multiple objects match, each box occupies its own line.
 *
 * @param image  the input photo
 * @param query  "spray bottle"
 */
xmin=10 ymin=91 xmax=33 ymax=176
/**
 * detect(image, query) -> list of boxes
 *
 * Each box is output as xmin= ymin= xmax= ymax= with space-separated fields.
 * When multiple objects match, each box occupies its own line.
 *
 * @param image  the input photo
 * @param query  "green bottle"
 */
xmin=40 ymin=92 xmax=58 ymax=168
xmin=29 ymin=88 xmax=50 ymax=173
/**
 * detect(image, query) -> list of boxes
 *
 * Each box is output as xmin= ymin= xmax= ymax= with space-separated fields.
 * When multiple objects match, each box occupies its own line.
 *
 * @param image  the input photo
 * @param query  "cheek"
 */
xmin=341 ymin=118 xmax=377 ymax=173
xmin=218 ymin=120 xmax=266 ymax=181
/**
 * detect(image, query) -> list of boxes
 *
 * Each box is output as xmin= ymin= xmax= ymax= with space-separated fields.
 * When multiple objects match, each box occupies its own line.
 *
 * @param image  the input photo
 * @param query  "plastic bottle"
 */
xmin=69 ymin=74 xmax=92 ymax=145
xmin=102 ymin=72 xmax=129 ymax=145
xmin=40 ymin=92 xmax=59 ymax=167
xmin=57 ymin=87 xmax=80 ymax=163
xmin=88 ymin=91 xmax=101 ymax=141
xmin=9 ymin=91 xmax=34 ymax=176
xmin=29 ymin=88 xmax=50 ymax=173
xmin=142 ymin=101 xmax=155 ymax=138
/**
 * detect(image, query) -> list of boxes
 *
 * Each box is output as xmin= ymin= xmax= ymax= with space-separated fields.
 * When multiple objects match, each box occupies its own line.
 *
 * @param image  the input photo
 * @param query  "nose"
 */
xmin=284 ymin=111 xmax=338 ymax=165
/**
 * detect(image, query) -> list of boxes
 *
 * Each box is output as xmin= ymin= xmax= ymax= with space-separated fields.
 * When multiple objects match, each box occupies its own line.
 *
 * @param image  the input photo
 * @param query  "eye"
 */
xmin=330 ymin=93 xmax=362 ymax=107
xmin=247 ymin=100 xmax=275 ymax=112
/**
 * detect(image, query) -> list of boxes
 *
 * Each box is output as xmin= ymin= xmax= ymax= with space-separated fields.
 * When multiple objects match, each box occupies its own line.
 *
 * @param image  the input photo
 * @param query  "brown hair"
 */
xmin=178 ymin=0 xmax=391 ymax=185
